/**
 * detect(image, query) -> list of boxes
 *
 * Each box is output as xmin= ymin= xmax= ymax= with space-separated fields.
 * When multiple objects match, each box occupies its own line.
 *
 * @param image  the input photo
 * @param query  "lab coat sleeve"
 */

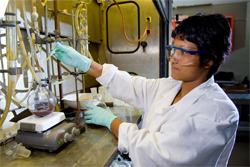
xmin=96 ymin=64 xmax=167 ymax=111
xmin=118 ymin=116 xmax=238 ymax=166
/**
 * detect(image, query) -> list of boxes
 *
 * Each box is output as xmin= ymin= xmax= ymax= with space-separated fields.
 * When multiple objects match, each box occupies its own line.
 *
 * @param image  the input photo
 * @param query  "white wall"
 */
xmin=219 ymin=2 xmax=249 ymax=82
xmin=173 ymin=0 xmax=250 ymax=8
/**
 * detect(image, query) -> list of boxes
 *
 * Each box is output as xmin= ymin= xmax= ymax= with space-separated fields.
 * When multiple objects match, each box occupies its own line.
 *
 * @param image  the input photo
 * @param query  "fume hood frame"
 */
xmin=106 ymin=1 xmax=141 ymax=54
xmin=153 ymin=0 xmax=171 ymax=78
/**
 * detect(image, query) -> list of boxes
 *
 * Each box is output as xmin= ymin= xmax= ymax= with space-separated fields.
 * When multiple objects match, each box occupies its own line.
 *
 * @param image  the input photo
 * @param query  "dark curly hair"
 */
xmin=171 ymin=13 xmax=232 ymax=79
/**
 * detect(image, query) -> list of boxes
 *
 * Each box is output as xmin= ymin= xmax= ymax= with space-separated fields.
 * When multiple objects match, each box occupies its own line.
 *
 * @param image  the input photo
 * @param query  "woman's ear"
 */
xmin=204 ymin=54 xmax=217 ymax=68
xmin=204 ymin=60 xmax=214 ymax=69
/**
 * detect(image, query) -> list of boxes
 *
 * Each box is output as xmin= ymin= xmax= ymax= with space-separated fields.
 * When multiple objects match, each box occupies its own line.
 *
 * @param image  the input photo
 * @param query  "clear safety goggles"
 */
xmin=166 ymin=45 xmax=209 ymax=65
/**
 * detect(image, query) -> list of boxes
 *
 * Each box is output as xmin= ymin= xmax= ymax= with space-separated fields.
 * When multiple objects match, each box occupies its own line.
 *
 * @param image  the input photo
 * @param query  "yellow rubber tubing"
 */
xmin=0 ymin=78 xmax=13 ymax=128
xmin=32 ymin=33 xmax=41 ymax=72
xmin=13 ymin=53 xmax=34 ymax=107
xmin=17 ymin=25 xmax=37 ymax=81
xmin=0 ymin=0 xmax=17 ymax=128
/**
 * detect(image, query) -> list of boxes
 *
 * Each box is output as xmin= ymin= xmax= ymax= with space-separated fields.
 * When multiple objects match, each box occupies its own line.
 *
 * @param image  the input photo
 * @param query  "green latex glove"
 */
xmin=84 ymin=104 xmax=118 ymax=130
xmin=52 ymin=42 xmax=92 ymax=73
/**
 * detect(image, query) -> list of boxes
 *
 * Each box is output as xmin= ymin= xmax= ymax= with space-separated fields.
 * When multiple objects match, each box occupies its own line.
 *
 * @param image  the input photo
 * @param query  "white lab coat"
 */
xmin=96 ymin=64 xmax=239 ymax=167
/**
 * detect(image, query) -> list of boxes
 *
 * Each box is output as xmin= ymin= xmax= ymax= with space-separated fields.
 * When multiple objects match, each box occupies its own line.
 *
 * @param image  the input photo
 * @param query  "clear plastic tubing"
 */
xmin=0 ymin=0 xmax=17 ymax=128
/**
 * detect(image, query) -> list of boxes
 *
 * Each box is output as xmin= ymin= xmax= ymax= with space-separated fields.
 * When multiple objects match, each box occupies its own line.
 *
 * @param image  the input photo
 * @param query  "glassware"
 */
xmin=27 ymin=83 xmax=57 ymax=116
xmin=12 ymin=143 xmax=31 ymax=160
xmin=3 ymin=132 xmax=16 ymax=156
xmin=90 ymin=87 xmax=107 ymax=109
xmin=3 ymin=132 xmax=31 ymax=160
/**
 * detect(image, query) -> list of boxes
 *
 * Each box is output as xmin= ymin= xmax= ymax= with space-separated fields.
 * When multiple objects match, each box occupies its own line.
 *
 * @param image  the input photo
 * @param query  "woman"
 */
xmin=52 ymin=13 xmax=239 ymax=166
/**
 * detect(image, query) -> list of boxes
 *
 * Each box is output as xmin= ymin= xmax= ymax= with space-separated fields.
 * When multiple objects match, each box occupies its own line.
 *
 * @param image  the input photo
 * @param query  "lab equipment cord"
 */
xmin=113 ymin=0 xmax=148 ymax=44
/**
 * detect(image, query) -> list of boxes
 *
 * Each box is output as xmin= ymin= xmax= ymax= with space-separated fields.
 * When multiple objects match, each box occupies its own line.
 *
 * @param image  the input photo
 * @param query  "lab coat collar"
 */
xmin=173 ymin=76 xmax=215 ymax=113
xmin=154 ymin=80 xmax=182 ymax=114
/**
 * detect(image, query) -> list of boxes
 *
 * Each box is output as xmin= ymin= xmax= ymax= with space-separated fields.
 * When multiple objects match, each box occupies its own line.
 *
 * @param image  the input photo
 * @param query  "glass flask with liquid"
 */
xmin=90 ymin=87 xmax=107 ymax=109
xmin=27 ymin=82 xmax=57 ymax=117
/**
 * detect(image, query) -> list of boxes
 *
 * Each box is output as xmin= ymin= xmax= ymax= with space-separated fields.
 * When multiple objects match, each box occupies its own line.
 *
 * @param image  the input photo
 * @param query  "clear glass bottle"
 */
xmin=90 ymin=87 xmax=107 ymax=109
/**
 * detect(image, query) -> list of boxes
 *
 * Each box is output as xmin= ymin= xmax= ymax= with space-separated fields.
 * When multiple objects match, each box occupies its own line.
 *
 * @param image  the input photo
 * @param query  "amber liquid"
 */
xmin=79 ymin=98 xmax=91 ymax=101
xmin=32 ymin=105 xmax=54 ymax=117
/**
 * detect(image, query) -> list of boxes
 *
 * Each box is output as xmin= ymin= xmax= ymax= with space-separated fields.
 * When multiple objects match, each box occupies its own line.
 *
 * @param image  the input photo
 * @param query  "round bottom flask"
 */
xmin=27 ymin=83 xmax=57 ymax=117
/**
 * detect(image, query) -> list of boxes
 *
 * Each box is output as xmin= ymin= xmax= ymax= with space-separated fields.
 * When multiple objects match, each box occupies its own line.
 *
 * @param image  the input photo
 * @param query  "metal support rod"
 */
xmin=72 ymin=10 xmax=80 ymax=123
xmin=72 ymin=10 xmax=76 ymax=50
xmin=54 ymin=0 xmax=64 ymax=109
xmin=0 ymin=32 xmax=6 ymax=86
xmin=50 ymin=43 xmax=57 ymax=97
xmin=45 ymin=3 xmax=52 ymax=91
xmin=82 ymin=75 xmax=85 ymax=93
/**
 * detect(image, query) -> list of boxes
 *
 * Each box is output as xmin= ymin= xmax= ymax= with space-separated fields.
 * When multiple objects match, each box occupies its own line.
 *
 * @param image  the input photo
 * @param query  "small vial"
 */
xmin=90 ymin=87 xmax=107 ymax=109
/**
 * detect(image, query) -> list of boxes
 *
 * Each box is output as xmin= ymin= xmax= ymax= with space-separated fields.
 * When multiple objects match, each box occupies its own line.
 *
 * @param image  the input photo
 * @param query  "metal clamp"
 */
xmin=0 ymin=67 xmax=22 ymax=75
xmin=70 ymin=72 xmax=86 ymax=76
xmin=0 ymin=21 xmax=21 ymax=28
xmin=73 ymin=2 xmax=86 ymax=9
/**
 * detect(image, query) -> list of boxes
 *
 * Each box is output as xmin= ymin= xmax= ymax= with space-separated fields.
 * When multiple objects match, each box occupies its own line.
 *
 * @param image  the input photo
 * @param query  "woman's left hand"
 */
xmin=84 ymin=104 xmax=118 ymax=130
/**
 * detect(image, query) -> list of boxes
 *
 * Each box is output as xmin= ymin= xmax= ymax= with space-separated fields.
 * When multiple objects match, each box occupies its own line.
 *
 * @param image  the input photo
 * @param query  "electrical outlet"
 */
xmin=146 ymin=29 xmax=152 ymax=35
xmin=146 ymin=16 xmax=151 ymax=22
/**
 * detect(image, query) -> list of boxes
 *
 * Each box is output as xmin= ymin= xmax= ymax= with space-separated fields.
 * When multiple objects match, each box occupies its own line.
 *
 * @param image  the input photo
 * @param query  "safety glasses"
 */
xmin=166 ymin=45 xmax=209 ymax=65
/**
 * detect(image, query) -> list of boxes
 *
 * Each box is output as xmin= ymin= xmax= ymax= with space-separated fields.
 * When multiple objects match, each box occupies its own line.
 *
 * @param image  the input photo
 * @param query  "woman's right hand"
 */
xmin=52 ymin=42 xmax=92 ymax=73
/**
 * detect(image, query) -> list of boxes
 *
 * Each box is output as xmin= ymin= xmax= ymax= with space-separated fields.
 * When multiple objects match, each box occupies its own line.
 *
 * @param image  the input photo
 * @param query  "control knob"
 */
xmin=71 ymin=127 xmax=81 ymax=135
xmin=63 ymin=132 xmax=73 ymax=142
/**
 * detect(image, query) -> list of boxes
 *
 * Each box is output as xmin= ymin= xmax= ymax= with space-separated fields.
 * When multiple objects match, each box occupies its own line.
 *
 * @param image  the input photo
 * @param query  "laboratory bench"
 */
xmin=227 ymin=94 xmax=250 ymax=136
xmin=0 ymin=106 xmax=143 ymax=167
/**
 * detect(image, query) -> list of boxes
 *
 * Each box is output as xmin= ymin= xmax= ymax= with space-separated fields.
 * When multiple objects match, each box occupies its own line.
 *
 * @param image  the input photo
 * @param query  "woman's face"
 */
xmin=170 ymin=38 xmax=210 ymax=83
